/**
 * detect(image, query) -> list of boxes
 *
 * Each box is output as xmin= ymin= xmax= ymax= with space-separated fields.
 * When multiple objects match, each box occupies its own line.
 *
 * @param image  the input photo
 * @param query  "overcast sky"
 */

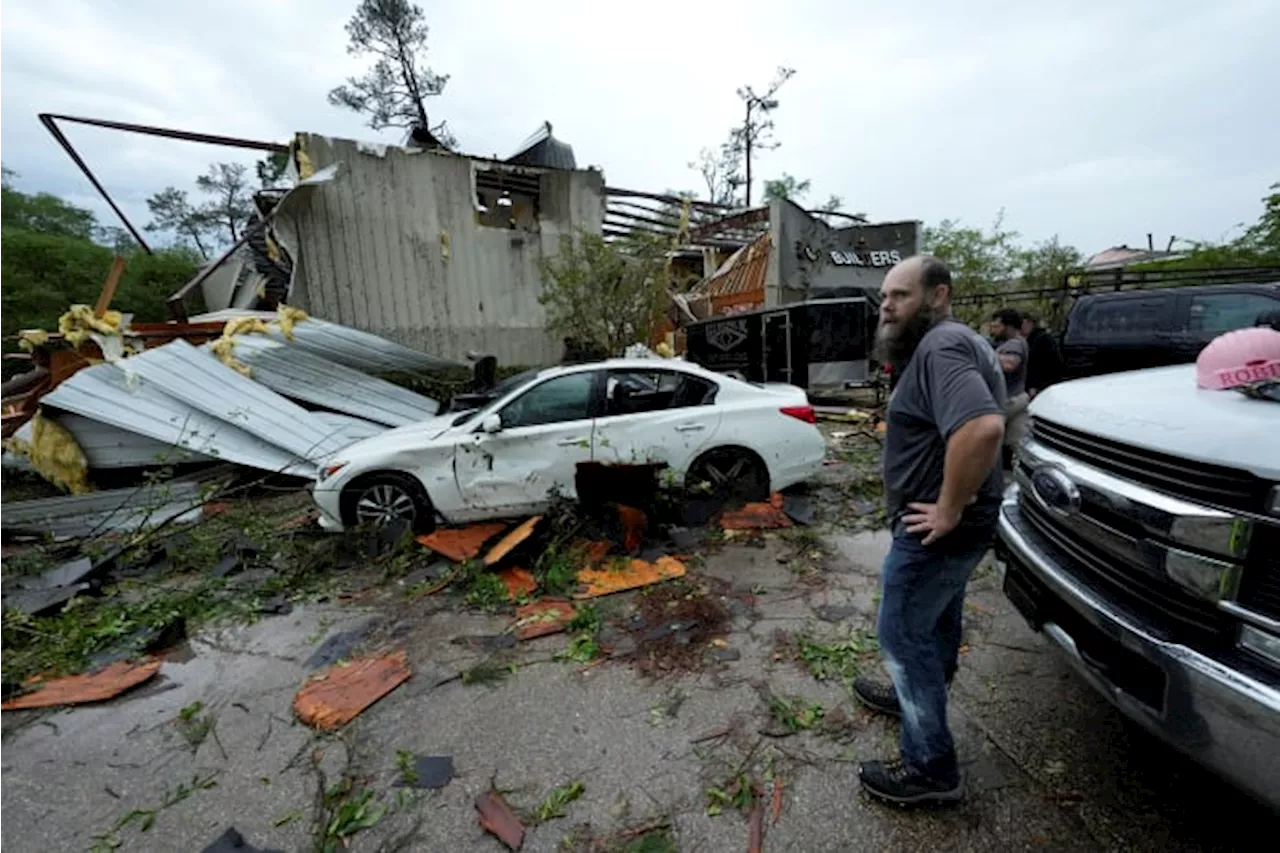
xmin=3 ymin=0 xmax=1276 ymax=255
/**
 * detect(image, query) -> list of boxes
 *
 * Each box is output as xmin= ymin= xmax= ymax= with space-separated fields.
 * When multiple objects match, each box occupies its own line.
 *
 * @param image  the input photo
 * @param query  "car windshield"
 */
xmin=449 ymin=368 xmax=544 ymax=425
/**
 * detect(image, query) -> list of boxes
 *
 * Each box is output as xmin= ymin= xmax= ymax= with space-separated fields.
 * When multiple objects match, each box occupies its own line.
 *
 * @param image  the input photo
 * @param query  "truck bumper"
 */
xmin=996 ymin=487 xmax=1280 ymax=811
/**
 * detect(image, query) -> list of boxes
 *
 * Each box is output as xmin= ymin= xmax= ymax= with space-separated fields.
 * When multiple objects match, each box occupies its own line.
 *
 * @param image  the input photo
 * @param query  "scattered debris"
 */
xmin=3 ymin=582 xmax=95 ymax=618
xmin=575 ymin=556 xmax=686 ymax=599
xmin=497 ymin=566 xmax=538 ymax=601
xmin=1 ymin=659 xmax=162 ymax=710
xmin=475 ymin=790 xmax=526 ymax=850
xmin=418 ymin=522 xmax=509 ymax=562
xmin=781 ymin=493 xmax=815 ymax=526
xmin=747 ymin=802 xmax=764 ymax=853
xmin=293 ymin=650 xmax=410 ymax=730
xmin=484 ymin=516 xmax=543 ymax=566
xmin=320 ymin=784 xmax=387 ymax=851
xmin=461 ymin=660 xmax=518 ymax=685
xmin=764 ymin=694 xmax=825 ymax=734
xmin=396 ymin=751 xmax=454 ymax=789
xmin=813 ymin=604 xmax=858 ymax=623
xmin=200 ymin=827 xmax=284 ymax=853
xmin=628 ymin=581 xmax=732 ymax=675
xmin=720 ymin=495 xmax=793 ymax=531
xmin=771 ymin=777 xmax=784 ymax=824
xmin=532 ymin=780 xmax=586 ymax=823
xmin=616 ymin=504 xmax=647 ymax=552
xmin=513 ymin=599 xmax=578 ymax=641
xmin=793 ymin=631 xmax=879 ymax=683
xmin=305 ymin=622 xmax=376 ymax=669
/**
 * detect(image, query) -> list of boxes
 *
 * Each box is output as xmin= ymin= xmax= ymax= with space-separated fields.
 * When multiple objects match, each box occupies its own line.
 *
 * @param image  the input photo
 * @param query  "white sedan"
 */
xmin=311 ymin=358 xmax=826 ymax=532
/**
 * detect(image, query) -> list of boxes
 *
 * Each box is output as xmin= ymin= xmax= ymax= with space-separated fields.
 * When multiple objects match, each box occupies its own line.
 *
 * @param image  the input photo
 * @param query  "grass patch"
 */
xmin=532 ymin=780 xmax=585 ymax=823
xmin=796 ymin=630 xmax=879 ymax=683
xmin=767 ymin=694 xmax=826 ymax=732
xmin=176 ymin=701 xmax=214 ymax=750
xmin=460 ymin=660 xmax=517 ymax=686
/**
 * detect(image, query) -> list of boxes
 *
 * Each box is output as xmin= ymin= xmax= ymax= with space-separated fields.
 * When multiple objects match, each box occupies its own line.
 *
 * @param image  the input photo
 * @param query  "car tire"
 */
xmin=686 ymin=447 xmax=770 ymax=506
xmin=340 ymin=472 xmax=435 ymax=534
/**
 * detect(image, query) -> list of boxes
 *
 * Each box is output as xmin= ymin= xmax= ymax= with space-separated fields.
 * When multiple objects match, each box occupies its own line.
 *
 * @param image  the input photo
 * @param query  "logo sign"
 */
xmin=829 ymin=249 xmax=902 ymax=267
xmin=1030 ymin=465 xmax=1081 ymax=517
xmin=706 ymin=319 xmax=749 ymax=352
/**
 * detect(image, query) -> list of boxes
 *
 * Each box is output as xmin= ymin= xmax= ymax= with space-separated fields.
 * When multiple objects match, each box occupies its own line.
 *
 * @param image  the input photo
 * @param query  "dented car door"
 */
xmin=591 ymin=368 xmax=722 ymax=473
xmin=453 ymin=371 xmax=599 ymax=517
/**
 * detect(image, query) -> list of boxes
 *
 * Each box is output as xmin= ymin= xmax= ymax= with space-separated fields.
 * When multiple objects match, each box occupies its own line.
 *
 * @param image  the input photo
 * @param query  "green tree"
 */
xmin=1 ymin=167 xmax=96 ymax=240
xmin=539 ymin=232 xmax=670 ymax=356
xmin=256 ymin=151 xmax=291 ymax=188
xmin=328 ymin=0 xmax=454 ymax=146
xmin=146 ymin=187 xmax=215 ymax=259
xmin=762 ymin=173 xmax=844 ymax=213
xmin=195 ymin=162 xmax=254 ymax=245
xmin=1140 ymin=181 xmax=1280 ymax=268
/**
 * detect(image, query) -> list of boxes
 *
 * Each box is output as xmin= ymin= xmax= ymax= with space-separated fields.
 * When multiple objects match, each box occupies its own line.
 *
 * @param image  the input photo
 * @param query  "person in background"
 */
xmin=988 ymin=308 xmax=1029 ymax=468
xmin=855 ymin=255 xmax=1006 ymax=805
xmin=1020 ymin=312 xmax=1064 ymax=399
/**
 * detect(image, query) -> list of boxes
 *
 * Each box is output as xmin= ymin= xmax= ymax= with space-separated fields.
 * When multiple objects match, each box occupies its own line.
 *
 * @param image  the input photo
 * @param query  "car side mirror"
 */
xmin=480 ymin=413 xmax=502 ymax=434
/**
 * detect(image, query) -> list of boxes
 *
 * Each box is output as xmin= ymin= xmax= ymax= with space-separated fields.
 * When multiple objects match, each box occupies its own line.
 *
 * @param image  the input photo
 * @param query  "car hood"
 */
xmin=1030 ymin=365 xmax=1280 ymax=479
xmin=331 ymin=412 xmax=464 ymax=461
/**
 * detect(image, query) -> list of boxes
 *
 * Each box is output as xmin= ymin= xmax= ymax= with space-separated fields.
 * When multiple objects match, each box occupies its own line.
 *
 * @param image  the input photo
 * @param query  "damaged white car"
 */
xmin=311 ymin=359 xmax=826 ymax=532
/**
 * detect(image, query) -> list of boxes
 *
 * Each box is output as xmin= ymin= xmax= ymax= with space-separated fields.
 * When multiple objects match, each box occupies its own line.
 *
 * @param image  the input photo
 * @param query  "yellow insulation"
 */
xmin=17 ymin=329 xmax=49 ymax=352
xmin=276 ymin=306 xmax=308 ymax=340
xmin=209 ymin=338 xmax=252 ymax=376
xmin=4 ymin=412 xmax=91 ymax=494
xmin=58 ymin=304 xmax=124 ymax=348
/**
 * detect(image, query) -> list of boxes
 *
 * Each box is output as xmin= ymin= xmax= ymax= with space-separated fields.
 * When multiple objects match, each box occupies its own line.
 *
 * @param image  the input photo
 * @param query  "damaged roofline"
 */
xmin=37 ymin=112 xmax=289 ymax=256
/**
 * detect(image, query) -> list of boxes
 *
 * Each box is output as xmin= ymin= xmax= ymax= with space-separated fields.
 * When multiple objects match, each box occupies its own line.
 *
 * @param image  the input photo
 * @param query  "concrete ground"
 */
xmin=5 ymin=522 xmax=1274 ymax=852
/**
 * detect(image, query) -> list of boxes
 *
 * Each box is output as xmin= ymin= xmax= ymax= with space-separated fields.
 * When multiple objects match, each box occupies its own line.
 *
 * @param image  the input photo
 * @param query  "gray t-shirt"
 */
xmin=883 ymin=319 xmax=1007 ymax=525
xmin=997 ymin=336 xmax=1028 ymax=398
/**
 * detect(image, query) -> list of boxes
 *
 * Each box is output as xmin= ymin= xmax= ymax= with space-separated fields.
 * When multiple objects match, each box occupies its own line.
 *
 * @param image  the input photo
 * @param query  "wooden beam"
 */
xmin=94 ymin=256 xmax=127 ymax=318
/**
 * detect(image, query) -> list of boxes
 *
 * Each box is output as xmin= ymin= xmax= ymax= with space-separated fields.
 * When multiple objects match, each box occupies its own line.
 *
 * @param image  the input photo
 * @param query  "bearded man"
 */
xmin=855 ymin=255 xmax=1006 ymax=805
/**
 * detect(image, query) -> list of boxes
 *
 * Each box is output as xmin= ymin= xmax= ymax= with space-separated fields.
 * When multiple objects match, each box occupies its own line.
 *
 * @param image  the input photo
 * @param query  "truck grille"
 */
xmin=1030 ymin=418 xmax=1269 ymax=513
xmin=1019 ymin=495 xmax=1233 ymax=646
xmin=1238 ymin=523 xmax=1280 ymax=621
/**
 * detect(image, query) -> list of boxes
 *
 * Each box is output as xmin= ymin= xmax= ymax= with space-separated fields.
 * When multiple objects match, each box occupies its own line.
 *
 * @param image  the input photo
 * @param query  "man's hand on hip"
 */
xmin=903 ymin=500 xmax=966 ymax=545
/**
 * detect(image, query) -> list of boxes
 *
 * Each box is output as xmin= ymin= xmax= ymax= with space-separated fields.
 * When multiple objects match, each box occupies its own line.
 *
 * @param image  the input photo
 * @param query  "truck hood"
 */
xmin=1030 ymin=365 xmax=1280 ymax=480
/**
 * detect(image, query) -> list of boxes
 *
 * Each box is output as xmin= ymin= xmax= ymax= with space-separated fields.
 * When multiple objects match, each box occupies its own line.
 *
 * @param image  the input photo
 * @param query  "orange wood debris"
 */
xmin=497 ymin=567 xmax=538 ymax=601
xmin=417 ymin=522 xmax=509 ymax=562
xmin=513 ymin=599 xmax=578 ymax=640
xmin=720 ymin=500 xmax=793 ymax=530
xmin=483 ymin=516 xmax=542 ymax=567
xmin=475 ymin=790 xmax=525 ymax=850
xmin=574 ymin=555 xmax=686 ymax=599
xmin=293 ymin=650 xmax=410 ymax=731
xmin=578 ymin=540 xmax=613 ymax=566
xmin=616 ymin=504 xmax=647 ymax=552
xmin=747 ymin=802 xmax=764 ymax=853
xmin=771 ymin=776 xmax=784 ymax=824
xmin=1 ymin=659 xmax=162 ymax=710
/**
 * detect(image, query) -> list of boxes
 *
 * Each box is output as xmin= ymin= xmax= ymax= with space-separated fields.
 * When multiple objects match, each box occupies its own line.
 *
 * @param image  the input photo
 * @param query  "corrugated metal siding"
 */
xmin=121 ymin=340 xmax=350 ymax=464
xmin=42 ymin=362 xmax=310 ymax=476
xmin=222 ymin=336 xmax=439 ymax=426
xmin=55 ymin=413 xmax=214 ymax=469
xmin=280 ymin=135 xmax=604 ymax=367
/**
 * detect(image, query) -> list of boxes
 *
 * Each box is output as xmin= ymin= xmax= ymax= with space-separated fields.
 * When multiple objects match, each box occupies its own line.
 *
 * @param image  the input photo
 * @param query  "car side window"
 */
xmin=499 ymin=372 xmax=595 ymax=429
xmin=604 ymin=370 xmax=717 ymax=416
xmin=1187 ymin=293 xmax=1279 ymax=335
xmin=1093 ymin=297 xmax=1166 ymax=337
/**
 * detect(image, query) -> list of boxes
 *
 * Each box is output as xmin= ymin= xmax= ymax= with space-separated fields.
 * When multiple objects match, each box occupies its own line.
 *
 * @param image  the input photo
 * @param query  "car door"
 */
xmin=591 ymin=368 xmax=722 ymax=476
xmin=453 ymin=370 xmax=600 ymax=518
xmin=1180 ymin=290 xmax=1280 ymax=356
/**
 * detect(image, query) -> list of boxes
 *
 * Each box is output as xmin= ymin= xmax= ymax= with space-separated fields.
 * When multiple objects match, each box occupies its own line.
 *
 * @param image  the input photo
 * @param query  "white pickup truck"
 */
xmin=995 ymin=363 xmax=1280 ymax=809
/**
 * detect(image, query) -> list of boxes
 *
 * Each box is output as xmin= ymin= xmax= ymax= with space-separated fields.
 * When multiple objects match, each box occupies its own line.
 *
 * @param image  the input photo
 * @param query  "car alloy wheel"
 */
xmin=354 ymin=482 xmax=418 ymax=527
xmin=688 ymin=449 xmax=768 ymax=504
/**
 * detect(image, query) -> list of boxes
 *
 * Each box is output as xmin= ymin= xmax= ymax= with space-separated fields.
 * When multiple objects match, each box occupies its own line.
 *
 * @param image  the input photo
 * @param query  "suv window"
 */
xmin=1089 ymin=296 xmax=1168 ymax=336
xmin=604 ymin=369 xmax=717 ymax=416
xmin=499 ymin=372 xmax=595 ymax=428
xmin=1187 ymin=292 xmax=1279 ymax=335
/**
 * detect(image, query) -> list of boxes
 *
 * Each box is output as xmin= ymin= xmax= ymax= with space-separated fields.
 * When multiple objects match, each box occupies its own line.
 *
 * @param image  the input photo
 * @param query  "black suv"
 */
xmin=1060 ymin=282 xmax=1280 ymax=379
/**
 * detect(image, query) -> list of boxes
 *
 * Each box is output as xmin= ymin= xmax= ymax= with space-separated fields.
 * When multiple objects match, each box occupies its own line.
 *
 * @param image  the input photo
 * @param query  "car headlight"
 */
xmin=317 ymin=461 xmax=347 ymax=483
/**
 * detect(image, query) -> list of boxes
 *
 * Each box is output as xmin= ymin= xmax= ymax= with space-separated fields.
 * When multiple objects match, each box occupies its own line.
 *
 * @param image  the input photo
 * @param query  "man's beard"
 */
xmin=873 ymin=305 xmax=937 ymax=373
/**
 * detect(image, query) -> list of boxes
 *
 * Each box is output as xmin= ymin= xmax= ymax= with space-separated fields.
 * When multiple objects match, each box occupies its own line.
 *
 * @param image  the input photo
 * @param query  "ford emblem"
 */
xmin=1030 ymin=465 xmax=1081 ymax=516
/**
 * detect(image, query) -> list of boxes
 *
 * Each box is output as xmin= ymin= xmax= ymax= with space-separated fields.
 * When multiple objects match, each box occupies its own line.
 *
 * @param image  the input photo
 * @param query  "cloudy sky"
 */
xmin=2 ymin=0 xmax=1276 ymax=255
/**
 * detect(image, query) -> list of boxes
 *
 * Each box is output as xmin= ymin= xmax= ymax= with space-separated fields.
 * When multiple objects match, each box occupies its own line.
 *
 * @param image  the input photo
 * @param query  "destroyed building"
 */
xmin=197 ymin=128 xmax=605 ymax=366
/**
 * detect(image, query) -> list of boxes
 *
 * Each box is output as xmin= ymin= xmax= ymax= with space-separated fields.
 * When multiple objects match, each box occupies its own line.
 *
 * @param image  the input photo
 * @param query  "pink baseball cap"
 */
xmin=1196 ymin=326 xmax=1280 ymax=390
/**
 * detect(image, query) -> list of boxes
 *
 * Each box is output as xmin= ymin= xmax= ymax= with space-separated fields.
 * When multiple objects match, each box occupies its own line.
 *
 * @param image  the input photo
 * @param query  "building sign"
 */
xmin=828 ymin=249 xmax=902 ymax=267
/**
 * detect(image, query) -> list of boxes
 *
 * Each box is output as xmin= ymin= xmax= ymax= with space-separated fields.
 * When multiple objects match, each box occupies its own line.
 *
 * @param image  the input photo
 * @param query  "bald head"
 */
xmin=875 ymin=254 xmax=954 ymax=366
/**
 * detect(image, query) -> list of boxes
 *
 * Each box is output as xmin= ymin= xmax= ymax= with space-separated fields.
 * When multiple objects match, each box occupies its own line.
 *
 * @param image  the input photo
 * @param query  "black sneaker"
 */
xmin=858 ymin=759 xmax=964 ymax=805
xmin=852 ymin=676 xmax=901 ymax=718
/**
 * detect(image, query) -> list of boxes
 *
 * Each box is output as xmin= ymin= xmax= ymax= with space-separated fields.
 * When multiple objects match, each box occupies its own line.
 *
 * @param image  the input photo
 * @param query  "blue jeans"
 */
xmin=876 ymin=517 xmax=993 ymax=780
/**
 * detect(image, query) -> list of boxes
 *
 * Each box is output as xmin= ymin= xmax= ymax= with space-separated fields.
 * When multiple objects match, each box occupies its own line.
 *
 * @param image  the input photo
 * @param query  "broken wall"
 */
xmin=278 ymin=135 xmax=605 ymax=366
xmin=766 ymin=199 xmax=920 ymax=306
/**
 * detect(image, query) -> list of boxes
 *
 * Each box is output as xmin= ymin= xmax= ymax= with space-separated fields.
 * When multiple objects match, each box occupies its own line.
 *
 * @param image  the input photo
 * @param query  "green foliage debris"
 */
xmin=533 ymin=780 xmax=585 ymax=823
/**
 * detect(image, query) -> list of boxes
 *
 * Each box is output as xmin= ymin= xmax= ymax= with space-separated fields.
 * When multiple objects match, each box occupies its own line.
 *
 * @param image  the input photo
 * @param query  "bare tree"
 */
xmin=689 ymin=144 xmax=744 ymax=207
xmin=196 ymin=163 xmax=254 ymax=245
xmin=731 ymin=67 xmax=795 ymax=206
xmin=328 ymin=0 xmax=454 ymax=147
